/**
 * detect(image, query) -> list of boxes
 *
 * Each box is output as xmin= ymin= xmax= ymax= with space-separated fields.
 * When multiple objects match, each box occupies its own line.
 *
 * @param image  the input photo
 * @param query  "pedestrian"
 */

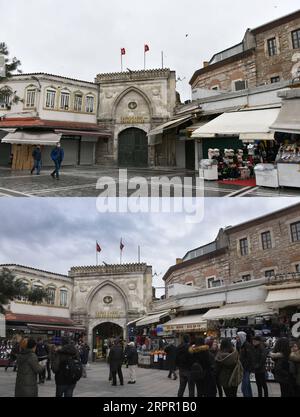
xmin=270 ymin=337 xmax=295 ymax=397
xmin=236 ymin=331 xmax=255 ymax=397
xmin=51 ymin=337 xmax=82 ymax=397
xmin=108 ymin=338 xmax=124 ymax=386
xmin=252 ymin=336 xmax=269 ymax=397
xmin=36 ymin=337 xmax=49 ymax=384
xmin=50 ymin=142 xmax=64 ymax=180
xmin=125 ymin=341 xmax=138 ymax=384
xmin=5 ymin=334 xmax=22 ymax=372
xmin=289 ymin=341 xmax=300 ymax=397
xmin=188 ymin=337 xmax=216 ymax=397
xmin=15 ymin=338 xmax=46 ymax=397
xmin=209 ymin=339 xmax=223 ymax=397
xmin=79 ymin=340 xmax=90 ymax=378
xmin=215 ymin=338 xmax=242 ymax=398
xmin=175 ymin=334 xmax=193 ymax=397
xmin=164 ymin=341 xmax=177 ymax=380
xmin=30 ymin=145 xmax=42 ymax=175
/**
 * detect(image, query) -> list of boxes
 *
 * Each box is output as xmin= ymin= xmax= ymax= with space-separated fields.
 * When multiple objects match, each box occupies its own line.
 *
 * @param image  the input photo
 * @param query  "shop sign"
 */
xmin=164 ymin=323 xmax=207 ymax=332
xmin=291 ymin=313 xmax=300 ymax=338
xmin=121 ymin=116 xmax=145 ymax=124
xmin=95 ymin=312 xmax=121 ymax=319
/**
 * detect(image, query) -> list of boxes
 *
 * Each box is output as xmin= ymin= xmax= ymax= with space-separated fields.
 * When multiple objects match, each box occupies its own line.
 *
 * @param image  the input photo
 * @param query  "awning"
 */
xmin=0 ymin=128 xmax=16 ymax=140
xmin=127 ymin=317 xmax=143 ymax=326
xmin=2 ymin=131 xmax=62 ymax=145
xmin=192 ymin=108 xmax=280 ymax=139
xmin=5 ymin=312 xmax=75 ymax=326
xmin=178 ymin=298 xmax=224 ymax=312
xmin=163 ymin=315 xmax=207 ymax=332
xmin=55 ymin=129 xmax=108 ymax=138
xmin=186 ymin=122 xmax=207 ymax=133
xmin=265 ymin=288 xmax=300 ymax=307
xmin=270 ymin=95 xmax=300 ymax=134
xmin=202 ymin=303 xmax=276 ymax=320
xmin=27 ymin=323 xmax=86 ymax=332
xmin=148 ymin=115 xmax=193 ymax=137
xmin=135 ymin=311 xmax=170 ymax=327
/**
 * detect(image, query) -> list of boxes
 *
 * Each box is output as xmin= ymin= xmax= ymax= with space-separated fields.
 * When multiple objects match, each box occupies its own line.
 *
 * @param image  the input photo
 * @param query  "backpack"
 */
xmin=61 ymin=357 xmax=83 ymax=384
xmin=190 ymin=362 xmax=205 ymax=381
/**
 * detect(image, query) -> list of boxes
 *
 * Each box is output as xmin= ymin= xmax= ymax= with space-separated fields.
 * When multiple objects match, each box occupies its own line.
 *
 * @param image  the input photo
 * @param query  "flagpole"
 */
xmin=96 ymin=241 xmax=98 ymax=266
xmin=121 ymin=51 xmax=123 ymax=72
xmin=144 ymin=50 xmax=146 ymax=70
xmin=138 ymin=245 xmax=141 ymax=263
xmin=161 ymin=51 xmax=164 ymax=69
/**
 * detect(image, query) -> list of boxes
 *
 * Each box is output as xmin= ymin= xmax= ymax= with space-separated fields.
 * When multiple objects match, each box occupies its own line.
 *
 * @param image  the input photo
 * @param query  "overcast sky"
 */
xmin=0 ymin=197 xmax=299 ymax=296
xmin=1 ymin=0 xmax=299 ymax=100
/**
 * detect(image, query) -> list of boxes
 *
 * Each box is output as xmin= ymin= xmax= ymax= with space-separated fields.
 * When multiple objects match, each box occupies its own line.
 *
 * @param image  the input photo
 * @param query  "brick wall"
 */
xmin=255 ymin=17 xmax=300 ymax=85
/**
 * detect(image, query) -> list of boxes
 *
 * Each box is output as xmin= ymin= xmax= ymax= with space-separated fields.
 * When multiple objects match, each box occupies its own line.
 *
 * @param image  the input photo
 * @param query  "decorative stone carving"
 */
xmin=128 ymin=283 xmax=136 ymax=290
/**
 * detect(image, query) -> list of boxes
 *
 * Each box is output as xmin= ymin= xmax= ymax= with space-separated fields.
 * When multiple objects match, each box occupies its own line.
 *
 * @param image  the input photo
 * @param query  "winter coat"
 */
xmin=188 ymin=345 xmax=216 ymax=397
xmin=175 ymin=342 xmax=193 ymax=370
xmin=270 ymin=352 xmax=293 ymax=385
xmin=253 ymin=344 xmax=268 ymax=374
xmin=290 ymin=351 xmax=300 ymax=387
xmin=238 ymin=341 xmax=255 ymax=372
xmin=215 ymin=350 xmax=241 ymax=388
xmin=15 ymin=349 xmax=44 ymax=397
xmin=51 ymin=147 xmax=64 ymax=162
xmin=52 ymin=344 xmax=80 ymax=386
xmin=32 ymin=148 xmax=42 ymax=161
xmin=125 ymin=346 xmax=138 ymax=366
xmin=36 ymin=342 xmax=49 ymax=361
xmin=108 ymin=344 xmax=125 ymax=372
xmin=164 ymin=344 xmax=177 ymax=370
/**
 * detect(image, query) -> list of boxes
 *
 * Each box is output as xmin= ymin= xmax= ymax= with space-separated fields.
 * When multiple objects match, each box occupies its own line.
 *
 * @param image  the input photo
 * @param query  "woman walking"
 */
xmin=15 ymin=338 xmax=45 ymax=397
xmin=215 ymin=338 xmax=242 ymax=397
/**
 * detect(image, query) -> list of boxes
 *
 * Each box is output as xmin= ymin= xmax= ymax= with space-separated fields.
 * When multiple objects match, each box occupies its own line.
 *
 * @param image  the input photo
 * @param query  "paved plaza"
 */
xmin=0 ymin=166 xmax=299 ymax=198
xmin=0 ymin=362 xmax=281 ymax=397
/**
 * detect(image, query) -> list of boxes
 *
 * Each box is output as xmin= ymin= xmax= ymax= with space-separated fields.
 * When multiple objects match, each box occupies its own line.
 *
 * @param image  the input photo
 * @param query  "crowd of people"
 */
xmin=1 ymin=332 xmax=300 ymax=397
xmin=164 ymin=333 xmax=300 ymax=397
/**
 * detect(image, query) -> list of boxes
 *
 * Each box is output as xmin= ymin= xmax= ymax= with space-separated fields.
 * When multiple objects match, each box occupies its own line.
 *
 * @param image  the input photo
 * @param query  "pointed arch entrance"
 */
xmin=118 ymin=128 xmax=148 ymax=167
xmin=93 ymin=322 xmax=123 ymax=361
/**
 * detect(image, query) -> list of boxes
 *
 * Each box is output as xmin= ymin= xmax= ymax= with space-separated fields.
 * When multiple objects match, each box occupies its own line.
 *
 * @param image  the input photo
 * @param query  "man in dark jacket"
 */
xmin=165 ymin=342 xmax=177 ymax=380
xmin=52 ymin=337 xmax=81 ymax=397
xmin=50 ymin=142 xmax=64 ymax=180
xmin=31 ymin=145 xmax=42 ymax=175
xmin=237 ymin=331 xmax=255 ymax=397
xmin=124 ymin=342 xmax=138 ymax=384
xmin=79 ymin=341 xmax=90 ymax=378
xmin=252 ymin=336 xmax=268 ymax=397
xmin=36 ymin=338 xmax=49 ymax=384
xmin=175 ymin=334 xmax=193 ymax=397
xmin=108 ymin=338 xmax=124 ymax=386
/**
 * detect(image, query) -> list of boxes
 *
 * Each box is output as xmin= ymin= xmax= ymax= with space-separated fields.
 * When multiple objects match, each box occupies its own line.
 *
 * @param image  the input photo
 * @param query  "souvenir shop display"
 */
xmin=199 ymin=149 xmax=218 ymax=180
xmin=254 ymin=164 xmax=279 ymax=188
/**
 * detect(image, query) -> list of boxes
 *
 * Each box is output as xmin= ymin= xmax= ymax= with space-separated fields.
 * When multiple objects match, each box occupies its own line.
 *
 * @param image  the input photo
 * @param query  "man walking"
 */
xmin=237 ymin=331 xmax=255 ymax=397
xmin=31 ymin=145 xmax=42 ymax=175
xmin=79 ymin=340 xmax=90 ymax=378
xmin=50 ymin=142 xmax=64 ymax=180
xmin=175 ymin=334 xmax=193 ymax=397
xmin=108 ymin=338 xmax=124 ymax=386
xmin=125 ymin=342 xmax=138 ymax=384
xmin=36 ymin=338 xmax=49 ymax=384
xmin=165 ymin=341 xmax=177 ymax=380
xmin=252 ymin=336 xmax=269 ymax=397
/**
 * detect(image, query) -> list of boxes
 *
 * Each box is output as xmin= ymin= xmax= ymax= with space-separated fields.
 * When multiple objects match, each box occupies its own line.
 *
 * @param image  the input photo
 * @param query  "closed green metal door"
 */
xmin=118 ymin=128 xmax=148 ymax=167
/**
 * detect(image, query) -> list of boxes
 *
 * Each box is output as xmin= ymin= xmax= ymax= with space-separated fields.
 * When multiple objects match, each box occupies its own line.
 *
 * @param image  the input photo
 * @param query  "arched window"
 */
xmin=24 ymin=85 xmax=37 ymax=108
xmin=32 ymin=281 xmax=44 ymax=305
xmin=0 ymin=86 xmax=12 ymax=109
xmin=74 ymin=91 xmax=83 ymax=112
xmin=60 ymin=89 xmax=71 ymax=111
xmin=45 ymin=87 xmax=57 ymax=109
xmin=16 ymin=279 xmax=30 ymax=302
xmin=85 ymin=94 xmax=95 ymax=113
xmin=60 ymin=288 xmax=68 ymax=307
xmin=46 ymin=285 xmax=56 ymax=305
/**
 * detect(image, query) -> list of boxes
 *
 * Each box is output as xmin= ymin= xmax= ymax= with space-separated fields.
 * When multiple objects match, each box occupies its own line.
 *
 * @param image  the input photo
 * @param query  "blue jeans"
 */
xmin=55 ymin=384 xmax=75 ymax=397
xmin=52 ymin=160 xmax=61 ymax=178
xmin=32 ymin=160 xmax=41 ymax=174
xmin=241 ymin=371 xmax=253 ymax=397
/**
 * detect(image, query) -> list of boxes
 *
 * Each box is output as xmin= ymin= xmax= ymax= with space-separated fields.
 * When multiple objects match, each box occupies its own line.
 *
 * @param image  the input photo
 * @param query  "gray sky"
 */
xmin=0 ymin=198 xmax=299 ymax=296
xmin=1 ymin=0 xmax=299 ymax=100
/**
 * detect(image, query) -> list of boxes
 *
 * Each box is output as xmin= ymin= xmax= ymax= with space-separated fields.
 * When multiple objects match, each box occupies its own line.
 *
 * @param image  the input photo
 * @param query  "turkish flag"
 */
xmin=120 ymin=239 xmax=124 ymax=251
xmin=96 ymin=242 xmax=101 ymax=253
xmin=121 ymin=48 xmax=126 ymax=55
xmin=144 ymin=44 xmax=149 ymax=53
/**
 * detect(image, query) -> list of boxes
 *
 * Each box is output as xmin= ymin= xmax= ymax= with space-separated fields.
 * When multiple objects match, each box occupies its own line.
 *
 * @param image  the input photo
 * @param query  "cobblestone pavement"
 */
xmin=0 ymin=362 xmax=281 ymax=397
xmin=0 ymin=166 xmax=299 ymax=197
